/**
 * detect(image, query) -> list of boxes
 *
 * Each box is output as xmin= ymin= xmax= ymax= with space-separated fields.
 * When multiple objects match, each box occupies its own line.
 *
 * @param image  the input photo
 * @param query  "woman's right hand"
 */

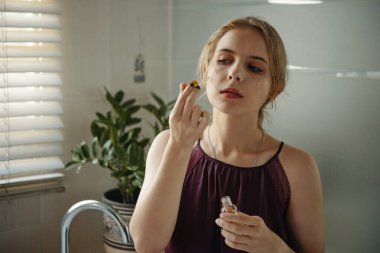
xmin=168 ymin=82 xmax=209 ymax=149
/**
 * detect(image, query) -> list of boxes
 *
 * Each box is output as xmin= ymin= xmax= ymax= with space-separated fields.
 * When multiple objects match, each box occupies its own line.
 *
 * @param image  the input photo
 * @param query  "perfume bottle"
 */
xmin=220 ymin=196 xmax=238 ymax=214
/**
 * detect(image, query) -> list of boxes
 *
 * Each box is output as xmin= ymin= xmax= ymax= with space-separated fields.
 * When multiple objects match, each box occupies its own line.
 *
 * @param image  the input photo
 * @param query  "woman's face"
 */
xmin=206 ymin=28 xmax=272 ymax=117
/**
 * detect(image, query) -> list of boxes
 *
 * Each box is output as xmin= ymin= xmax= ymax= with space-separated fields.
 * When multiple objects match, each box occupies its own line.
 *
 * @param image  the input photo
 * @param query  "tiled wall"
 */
xmin=0 ymin=197 xmax=42 ymax=253
xmin=0 ymin=0 xmax=170 ymax=252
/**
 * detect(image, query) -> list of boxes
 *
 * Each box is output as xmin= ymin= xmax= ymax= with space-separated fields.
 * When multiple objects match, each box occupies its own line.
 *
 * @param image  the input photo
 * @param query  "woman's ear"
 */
xmin=202 ymin=63 xmax=208 ymax=79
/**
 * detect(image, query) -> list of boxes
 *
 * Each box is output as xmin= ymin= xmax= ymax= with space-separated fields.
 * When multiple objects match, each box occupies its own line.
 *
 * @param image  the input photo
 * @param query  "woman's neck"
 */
xmin=209 ymin=110 xmax=263 ymax=155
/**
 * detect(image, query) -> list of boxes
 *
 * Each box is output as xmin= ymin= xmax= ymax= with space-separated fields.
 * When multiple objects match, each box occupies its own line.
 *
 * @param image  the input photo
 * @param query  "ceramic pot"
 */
xmin=102 ymin=188 xmax=136 ymax=253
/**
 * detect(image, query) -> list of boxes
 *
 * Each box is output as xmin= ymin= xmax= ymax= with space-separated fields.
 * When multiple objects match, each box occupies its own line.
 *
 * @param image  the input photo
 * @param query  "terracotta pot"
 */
xmin=102 ymin=188 xmax=136 ymax=253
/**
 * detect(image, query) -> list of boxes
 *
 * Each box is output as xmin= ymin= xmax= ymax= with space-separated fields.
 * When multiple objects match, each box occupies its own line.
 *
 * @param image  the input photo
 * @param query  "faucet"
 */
xmin=61 ymin=200 xmax=132 ymax=253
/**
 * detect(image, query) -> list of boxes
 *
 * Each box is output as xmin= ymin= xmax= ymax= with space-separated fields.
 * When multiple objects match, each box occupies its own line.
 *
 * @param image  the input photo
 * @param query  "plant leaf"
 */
xmin=127 ymin=105 xmax=140 ymax=115
xmin=114 ymin=90 xmax=124 ymax=103
xmin=80 ymin=142 xmax=90 ymax=159
xmin=92 ymin=138 xmax=102 ymax=159
xmin=142 ymin=104 xmax=158 ymax=114
xmin=122 ymin=99 xmax=136 ymax=110
xmin=65 ymin=161 xmax=78 ymax=170
xmin=96 ymin=112 xmax=107 ymax=122
xmin=151 ymin=92 xmax=165 ymax=107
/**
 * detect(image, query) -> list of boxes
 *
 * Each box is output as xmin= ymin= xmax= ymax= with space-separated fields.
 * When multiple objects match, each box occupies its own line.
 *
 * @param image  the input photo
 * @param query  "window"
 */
xmin=0 ymin=0 xmax=63 ymax=198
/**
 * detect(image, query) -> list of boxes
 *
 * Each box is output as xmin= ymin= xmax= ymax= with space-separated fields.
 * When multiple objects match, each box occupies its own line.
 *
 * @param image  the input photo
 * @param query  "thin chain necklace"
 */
xmin=207 ymin=125 xmax=265 ymax=167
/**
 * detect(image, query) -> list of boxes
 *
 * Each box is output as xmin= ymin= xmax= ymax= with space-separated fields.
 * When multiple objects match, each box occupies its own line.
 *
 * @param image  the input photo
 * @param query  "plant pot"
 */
xmin=102 ymin=188 xmax=136 ymax=253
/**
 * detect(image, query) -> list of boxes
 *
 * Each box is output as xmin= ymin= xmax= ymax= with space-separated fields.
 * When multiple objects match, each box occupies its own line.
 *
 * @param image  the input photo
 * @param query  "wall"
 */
xmin=0 ymin=0 xmax=170 ymax=252
xmin=170 ymin=0 xmax=380 ymax=252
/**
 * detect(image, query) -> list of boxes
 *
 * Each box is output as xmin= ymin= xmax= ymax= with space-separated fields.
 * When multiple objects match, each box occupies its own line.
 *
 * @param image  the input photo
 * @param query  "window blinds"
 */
xmin=0 ymin=0 xmax=64 ymax=197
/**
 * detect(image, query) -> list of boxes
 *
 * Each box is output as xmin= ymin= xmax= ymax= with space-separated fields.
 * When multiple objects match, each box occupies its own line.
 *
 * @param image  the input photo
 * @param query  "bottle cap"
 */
xmin=187 ymin=80 xmax=200 ymax=89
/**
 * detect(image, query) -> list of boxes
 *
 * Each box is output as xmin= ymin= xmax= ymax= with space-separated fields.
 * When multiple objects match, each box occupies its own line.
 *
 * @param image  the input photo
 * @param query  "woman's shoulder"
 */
xmin=281 ymin=143 xmax=317 ymax=169
xmin=153 ymin=129 xmax=171 ymax=144
xmin=146 ymin=130 xmax=171 ymax=161
xmin=282 ymin=143 xmax=317 ymax=171
xmin=264 ymin=134 xmax=319 ymax=178
xmin=151 ymin=129 xmax=200 ymax=150
xmin=263 ymin=134 xmax=316 ymax=168
xmin=278 ymin=141 xmax=321 ymax=191
xmin=146 ymin=130 xmax=199 ymax=173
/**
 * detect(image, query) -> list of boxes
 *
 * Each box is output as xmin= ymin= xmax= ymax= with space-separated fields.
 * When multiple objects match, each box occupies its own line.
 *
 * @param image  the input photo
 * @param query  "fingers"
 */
xmin=197 ymin=111 xmax=209 ymax=130
xmin=215 ymin=218 xmax=254 ymax=236
xmin=171 ymin=81 xmax=207 ymax=126
xmin=223 ymin=236 xmax=251 ymax=252
xmin=182 ymin=87 xmax=200 ymax=120
xmin=220 ymin=212 xmax=264 ymax=227
xmin=217 ymin=219 xmax=252 ymax=252
xmin=180 ymin=82 xmax=187 ymax=93
xmin=221 ymin=229 xmax=251 ymax=247
xmin=190 ymin=105 xmax=203 ymax=125
xmin=171 ymin=82 xmax=201 ymax=119
xmin=171 ymin=83 xmax=192 ymax=116
xmin=190 ymin=106 xmax=209 ymax=127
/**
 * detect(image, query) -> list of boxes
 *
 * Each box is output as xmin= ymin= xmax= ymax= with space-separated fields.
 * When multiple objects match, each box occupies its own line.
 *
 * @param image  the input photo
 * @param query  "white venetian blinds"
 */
xmin=0 ymin=0 xmax=64 ymax=197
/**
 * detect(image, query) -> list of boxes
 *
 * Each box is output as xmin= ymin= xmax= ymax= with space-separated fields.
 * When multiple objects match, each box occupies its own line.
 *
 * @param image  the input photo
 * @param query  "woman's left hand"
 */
xmin=215 ymin=212 xmax=294 ymax=253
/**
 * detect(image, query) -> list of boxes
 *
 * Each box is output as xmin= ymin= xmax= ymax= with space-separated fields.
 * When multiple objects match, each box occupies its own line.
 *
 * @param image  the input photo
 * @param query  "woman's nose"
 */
xmin=227 ymin=68 xmax=244 ymax=83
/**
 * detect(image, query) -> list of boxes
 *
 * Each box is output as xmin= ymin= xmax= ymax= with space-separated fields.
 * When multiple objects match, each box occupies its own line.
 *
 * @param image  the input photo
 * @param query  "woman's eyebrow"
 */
xmin=217 ymin=48 xmax=268 ymax=65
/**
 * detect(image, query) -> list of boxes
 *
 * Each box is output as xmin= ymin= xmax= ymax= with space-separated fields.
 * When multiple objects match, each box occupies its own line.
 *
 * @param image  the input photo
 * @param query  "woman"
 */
xmin=130 ymin=16 xmax=324 ymax=253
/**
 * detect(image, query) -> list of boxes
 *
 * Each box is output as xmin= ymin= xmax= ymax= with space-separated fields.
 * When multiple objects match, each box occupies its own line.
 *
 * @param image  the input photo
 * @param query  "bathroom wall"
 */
xmin=0 ymin=0 xmax=170 ymax=252
xmin=170 ymin=0 xmax=380 ymax=252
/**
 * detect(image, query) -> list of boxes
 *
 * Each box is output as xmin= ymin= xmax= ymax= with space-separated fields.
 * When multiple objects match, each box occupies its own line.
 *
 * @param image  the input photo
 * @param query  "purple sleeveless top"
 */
xmin=166 ymin=141 xmax=293 ymax=253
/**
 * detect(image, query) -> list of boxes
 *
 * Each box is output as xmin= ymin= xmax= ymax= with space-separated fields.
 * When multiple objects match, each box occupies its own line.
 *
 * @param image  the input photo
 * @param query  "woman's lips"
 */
xmin=220 ymin=87 xmax=243 ymax=99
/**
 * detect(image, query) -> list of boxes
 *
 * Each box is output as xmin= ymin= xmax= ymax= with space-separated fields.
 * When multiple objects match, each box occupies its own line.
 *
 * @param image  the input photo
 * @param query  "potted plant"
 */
xmin=142 ymin=92 xmax=175 ymax=137
xmin=65 ymin=88 xmax=174 ymax=251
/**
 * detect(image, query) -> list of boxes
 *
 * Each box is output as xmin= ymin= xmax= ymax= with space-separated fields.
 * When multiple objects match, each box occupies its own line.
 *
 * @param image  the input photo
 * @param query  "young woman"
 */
xmin=130 ymin=16 xmax=324 ymax=253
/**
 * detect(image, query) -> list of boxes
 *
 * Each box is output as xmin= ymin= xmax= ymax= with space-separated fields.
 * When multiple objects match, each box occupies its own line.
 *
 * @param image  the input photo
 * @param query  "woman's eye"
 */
xmin=217 ymin=59 xmax=231 ymax=65
xmin=248 ymin=65 xmax=262 ymax=73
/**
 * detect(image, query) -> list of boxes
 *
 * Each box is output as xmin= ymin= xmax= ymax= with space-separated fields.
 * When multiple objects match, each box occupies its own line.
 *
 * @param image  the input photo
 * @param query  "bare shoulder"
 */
xmin=146 ymin=129 xmax=171 ymax=166
xmin=279 ymin=143 xmax=323 ymax=213
xmin=278 ymin=142 xmax=323 ymax=203
xmin=151 ymin=129 xmax=171 ymax=146
xmin=146 ymin=130 xmax=199 ymax=170
xmin=139 ymin=130 xmax=171 ymax=197
xmin=279 ymin=143 xmax=319 ymax=178
xmin=263 ymin=134 xmax=318 ymax=176
xmin=145 ymin=130 xmax=171 ymax=177
xmin=279 ymin=143 xmax=325 ymax=252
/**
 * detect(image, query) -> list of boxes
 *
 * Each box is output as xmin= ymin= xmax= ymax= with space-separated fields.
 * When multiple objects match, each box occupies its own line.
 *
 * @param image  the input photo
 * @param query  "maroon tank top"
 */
xmin=166 ymin=140 xmax=293 ymax=253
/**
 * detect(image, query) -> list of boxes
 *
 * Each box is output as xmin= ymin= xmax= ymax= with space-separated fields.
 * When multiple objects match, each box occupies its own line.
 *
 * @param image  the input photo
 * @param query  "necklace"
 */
xmin=207 ymin=125 xmax=265 ymax=167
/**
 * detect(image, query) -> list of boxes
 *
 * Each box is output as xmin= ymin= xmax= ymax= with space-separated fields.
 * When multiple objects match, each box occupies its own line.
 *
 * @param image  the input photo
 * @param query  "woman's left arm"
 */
xmin=282 ymin=147 xmax=325 ymax=253
xmin=215 ymin=147 xmax=324 ymax=253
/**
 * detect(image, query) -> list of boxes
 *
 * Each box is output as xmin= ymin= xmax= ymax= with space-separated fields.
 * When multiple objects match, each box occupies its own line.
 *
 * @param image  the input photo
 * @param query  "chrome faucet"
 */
xmin=61 ymin=200 xmax=132 ymax=253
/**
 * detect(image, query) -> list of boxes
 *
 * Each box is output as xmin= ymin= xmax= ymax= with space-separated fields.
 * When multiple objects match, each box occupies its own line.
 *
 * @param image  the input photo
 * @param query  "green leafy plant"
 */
xmin=143 ymin=92 xmax=176 ymax=136
xmin=65 ymin=88 xmax=174 ymax=204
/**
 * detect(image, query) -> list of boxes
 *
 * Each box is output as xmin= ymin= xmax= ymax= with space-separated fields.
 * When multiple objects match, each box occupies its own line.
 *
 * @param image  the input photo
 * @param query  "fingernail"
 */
xmin=215 ymin=218 xmax=221 ymax=225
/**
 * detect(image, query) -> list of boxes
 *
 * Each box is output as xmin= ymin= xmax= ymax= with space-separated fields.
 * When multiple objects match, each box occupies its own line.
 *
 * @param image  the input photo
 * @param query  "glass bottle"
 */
xmin=220 ymin=196 xmax=238 ymax=214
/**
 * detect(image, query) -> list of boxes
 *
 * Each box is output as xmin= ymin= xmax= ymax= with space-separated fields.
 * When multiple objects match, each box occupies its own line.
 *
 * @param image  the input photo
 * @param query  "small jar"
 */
xmin=220 ymin=196 xmax=238 ymax=214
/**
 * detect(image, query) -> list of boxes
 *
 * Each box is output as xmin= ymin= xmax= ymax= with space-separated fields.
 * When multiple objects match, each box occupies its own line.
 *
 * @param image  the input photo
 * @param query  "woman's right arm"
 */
xmin=129 ymin=83 xmax=209 ymax=253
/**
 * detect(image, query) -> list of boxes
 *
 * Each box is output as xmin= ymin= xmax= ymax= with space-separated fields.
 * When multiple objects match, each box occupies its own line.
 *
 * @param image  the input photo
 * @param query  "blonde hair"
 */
xmin=198 ymin=16 xmax=288 ymax=129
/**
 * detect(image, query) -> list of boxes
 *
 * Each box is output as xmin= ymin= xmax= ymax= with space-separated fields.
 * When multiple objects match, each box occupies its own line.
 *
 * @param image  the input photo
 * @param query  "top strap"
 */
xmin=273 ymin=142 xmax=284 ymax=158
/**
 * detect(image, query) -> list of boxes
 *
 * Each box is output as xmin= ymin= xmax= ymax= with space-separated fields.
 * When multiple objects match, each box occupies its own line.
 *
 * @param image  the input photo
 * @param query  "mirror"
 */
xmin=168 ymin=1 xmax=379 ymax=252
